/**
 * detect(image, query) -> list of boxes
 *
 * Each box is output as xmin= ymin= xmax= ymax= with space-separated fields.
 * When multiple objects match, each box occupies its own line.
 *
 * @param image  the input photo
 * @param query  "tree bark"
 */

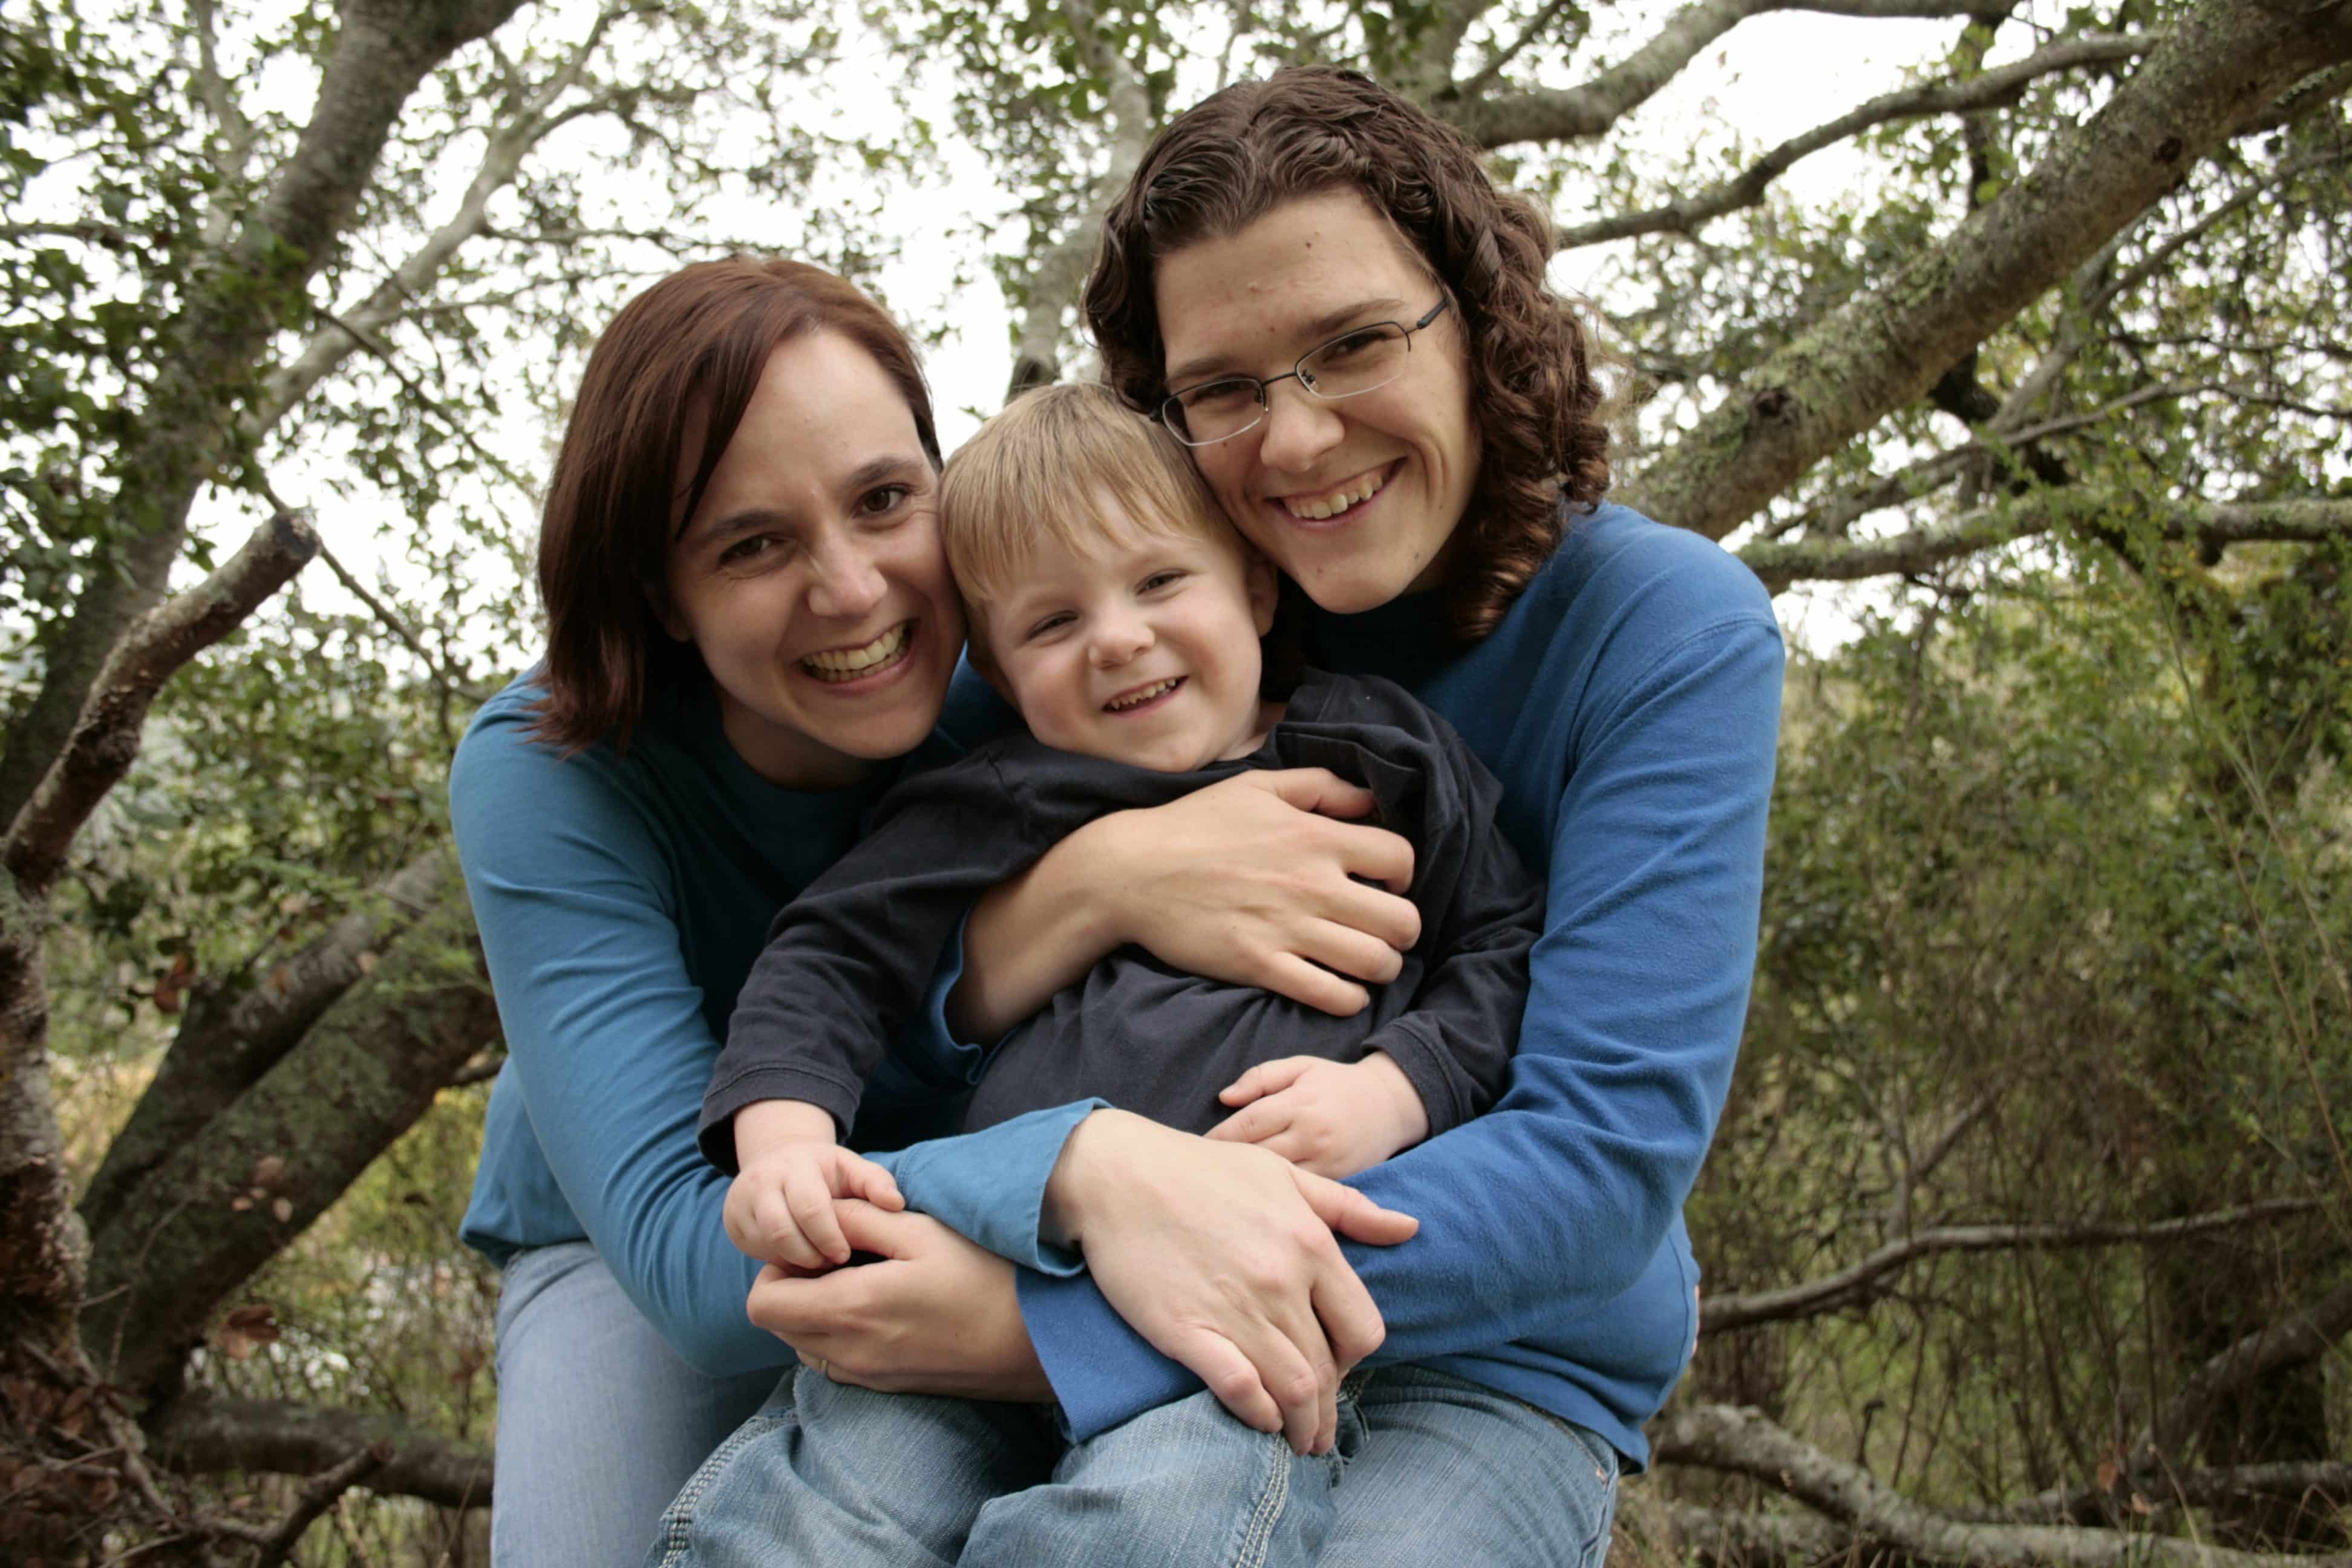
xmin=146 ymin=1390 xmax=491 ymax=1511
xmin=80 ymin=882 xmax=495 ymax=1396
xmin=1620 ymin=0 xmax=2352 ymax=541
xmin=80 ymin=851 xmax=454 ymax=1237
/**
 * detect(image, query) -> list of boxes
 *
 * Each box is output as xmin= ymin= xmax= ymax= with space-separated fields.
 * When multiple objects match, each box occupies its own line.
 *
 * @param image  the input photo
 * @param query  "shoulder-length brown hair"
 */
xmin=1083 ymin=67 xmax=1609 ymax=643
xmin=531 ymin=256 xmax=941 ymax=753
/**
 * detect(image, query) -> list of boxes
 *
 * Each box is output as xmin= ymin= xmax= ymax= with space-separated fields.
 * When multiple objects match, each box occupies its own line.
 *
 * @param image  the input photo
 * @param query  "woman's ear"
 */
xmin=644 ymin=578 xmax=691 ymax=643
xmin=1243 ymin=546 xmax=1279 ymax=637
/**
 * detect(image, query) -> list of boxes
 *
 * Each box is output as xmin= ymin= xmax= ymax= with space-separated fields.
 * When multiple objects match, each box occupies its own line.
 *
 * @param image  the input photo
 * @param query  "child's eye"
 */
xmin=1139 ymin=570 xmax=1186 ymax=593
xmin=1026 ymin=612 xmax=1073 ymax=640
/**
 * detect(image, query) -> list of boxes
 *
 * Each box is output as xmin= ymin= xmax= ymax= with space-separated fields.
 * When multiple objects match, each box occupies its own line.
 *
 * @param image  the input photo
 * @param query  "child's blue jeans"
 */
xmin=646 ymin=1364 xmax=1618 ymax=1568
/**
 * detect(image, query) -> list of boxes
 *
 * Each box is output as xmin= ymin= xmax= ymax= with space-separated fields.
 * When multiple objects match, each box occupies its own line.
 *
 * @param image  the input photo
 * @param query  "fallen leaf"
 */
xmin=249 ymin=1155 xmax=287 ymax=1189
xmin=270 ymin=1197 xmax=293 ymax=1223
xmin=356 ymin=950 xmax=378 ymax=975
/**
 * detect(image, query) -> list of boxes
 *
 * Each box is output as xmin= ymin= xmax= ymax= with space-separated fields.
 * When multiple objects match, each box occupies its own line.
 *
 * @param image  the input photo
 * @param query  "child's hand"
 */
xmin=725 ymin=1138 xmax=905 ymax=1270
xmin=1205 ymin=1053 xmax=1430 ymax=1180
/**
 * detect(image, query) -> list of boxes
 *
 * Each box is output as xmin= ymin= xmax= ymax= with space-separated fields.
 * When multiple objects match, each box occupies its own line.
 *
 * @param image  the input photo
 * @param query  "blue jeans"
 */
xmin=492 ymin=1243 xmax=779 ymax=1568
xmin=649 ymin=1365 xmax=1614 ymax=1567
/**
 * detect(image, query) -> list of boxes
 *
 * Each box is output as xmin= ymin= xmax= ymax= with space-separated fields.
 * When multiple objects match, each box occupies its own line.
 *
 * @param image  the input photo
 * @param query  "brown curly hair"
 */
xmin=1083 ymin=66 xmax=1609 ymax=642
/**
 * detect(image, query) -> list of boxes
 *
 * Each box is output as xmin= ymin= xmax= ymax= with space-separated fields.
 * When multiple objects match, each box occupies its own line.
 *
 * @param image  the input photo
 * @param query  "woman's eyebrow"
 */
xmin=840 ymin=452 xmax=927 ymax=496
xmin=688 ymin=505 xmax=796 ymax=545
xmin=1165 ymin=298 xmax=1408 ymax=389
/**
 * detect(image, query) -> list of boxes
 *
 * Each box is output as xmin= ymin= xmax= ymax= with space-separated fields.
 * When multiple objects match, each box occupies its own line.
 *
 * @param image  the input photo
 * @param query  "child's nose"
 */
xmin=1090 ymin=614 xmax=1152 ymax=665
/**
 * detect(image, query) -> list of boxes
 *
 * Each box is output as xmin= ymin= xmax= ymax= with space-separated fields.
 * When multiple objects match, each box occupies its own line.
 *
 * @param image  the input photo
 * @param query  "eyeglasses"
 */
xmin=1157 ymin=298 xmax=1452 ymax=448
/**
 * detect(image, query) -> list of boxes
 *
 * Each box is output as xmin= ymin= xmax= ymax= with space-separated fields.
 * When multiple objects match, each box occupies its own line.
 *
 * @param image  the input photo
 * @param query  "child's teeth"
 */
xmin=1108 ymin=679 xmax=1178 ymax=711
xmin=803 ymin=622 xmax=910 ymax=680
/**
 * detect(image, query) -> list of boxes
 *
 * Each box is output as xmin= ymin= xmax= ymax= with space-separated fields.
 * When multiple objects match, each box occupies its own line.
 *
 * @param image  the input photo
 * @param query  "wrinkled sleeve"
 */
xmin=451 ymin=715 xmax=780 ymax=1379
xmin=1018 ymin=594 xmax=1785 ymax=1439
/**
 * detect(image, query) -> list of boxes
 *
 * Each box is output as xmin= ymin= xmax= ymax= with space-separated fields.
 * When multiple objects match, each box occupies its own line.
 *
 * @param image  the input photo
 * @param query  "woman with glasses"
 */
xmin=664 ymin=65 xmax=1782 ymax=1568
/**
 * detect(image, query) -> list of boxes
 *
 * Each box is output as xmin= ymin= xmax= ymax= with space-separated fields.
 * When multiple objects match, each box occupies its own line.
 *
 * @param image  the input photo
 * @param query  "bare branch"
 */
xmin=1557 ymin=35 xmax=2154 ymax=249
xmin=1743 ymin=494 xmax=2352 ymax=592
xmin=2139 ymin=1278 xmax=2352 ymax=1468
xmin=250 ymin=22 xmax=636 ymax=440
xmin=186 ymin=0 xmax=257 ymax=230
xmin=1785 ymin=381 xmax=2203 ymax=541
xmin=146 ymin=1391 xmax=489 ymax=1511
xmin=235 ymin=1442 xmax=390 ymax=1567
xmin=1971 ymin=1462 xmax=2352 ymax=1527
xmin=1439 ymin=0 xmax=1990 ymax=148
xmin=1621 ymin=0 xmax=2352 ymax=541
xmin=2 ymin=511 xmax=319 ymax=900
xmin=1651 ymin=1403 xmax=2352 ymax=1568
xmin=1701 ymin=1199 xmax=2322 ymax=1334
xmin=0 ymin=220 xmax=133 ymax=245
xmin=1004 ymin=0 xmax=1155 ymax=397
xmin=1455 ymin=0 xmax=1578 ymax=102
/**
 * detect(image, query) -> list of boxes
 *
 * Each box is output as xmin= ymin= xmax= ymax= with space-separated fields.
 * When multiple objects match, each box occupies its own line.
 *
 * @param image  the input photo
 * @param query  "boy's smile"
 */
xmin=979 ymin=500 xmax=1279 ymax=773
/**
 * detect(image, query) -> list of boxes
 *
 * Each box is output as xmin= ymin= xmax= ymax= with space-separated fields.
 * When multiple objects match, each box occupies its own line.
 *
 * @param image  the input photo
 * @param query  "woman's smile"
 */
xmin=801 ymin=620 xmax=916 ymax=685
xmin=1272 ymin=460 xmax=1399 ymax=528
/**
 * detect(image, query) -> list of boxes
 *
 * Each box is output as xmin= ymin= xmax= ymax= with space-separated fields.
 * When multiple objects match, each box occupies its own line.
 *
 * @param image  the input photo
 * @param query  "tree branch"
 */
xmin=1779 ymin=379 xmax=2204 ymax=541
xmin=230 ymin=1442 xmax=390 ymax=1567
xmin=1003 ymin=0 xmax=1155 ymax=398
xmin=2 ymin=511 xmax=319 ymax=901
xmin=1651 ymin=1403 xmax=2352 ymax=1568
xmin=2139 ymin=1278 xmax=2352 ymax=1468
xmin=1622 ymin=0 xmax=2352 ymax=541
xmin=0 ymin=0 xmax=528 ymax=845
xmin=79 ymin=851 xmax=453 ymax=1238
xmin=1454 ymin=0 xmax=1577 ymax=103
xmin=250 ymin=76 xmax=619 ymax=440
xmin=79 ymin=887 xmax=498 ymax=1395
xmin=1700 ymin=1199 xmax=2323 ymax=1334
xmin=1439 ymin=0 xmax=1990 ymax=148
xmin=1970 ymin=1462 xmax=2352 ymax=1528
xmin=1742 ymin=494 xmax=2352 ymax=592
xmin=145 ymin=1391 xmax=489 ymax=1510
xmin=1559 ymin=34 xmax=2152 ymax=249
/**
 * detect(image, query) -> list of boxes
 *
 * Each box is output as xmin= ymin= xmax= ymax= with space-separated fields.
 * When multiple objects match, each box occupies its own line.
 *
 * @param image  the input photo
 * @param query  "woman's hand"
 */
xmin=955 ymin=769 xmax=1423 ymax=1035
xmin=1045 ymin=1109 xmax=1419 ymax=1455
xmin=745 ymin=1201 xmax=1053 ymax=1402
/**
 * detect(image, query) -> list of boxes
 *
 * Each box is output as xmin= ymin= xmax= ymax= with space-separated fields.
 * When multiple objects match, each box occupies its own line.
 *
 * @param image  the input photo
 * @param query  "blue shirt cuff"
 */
xmin=876 ymin=1100 xmax=1101 ymax=1274
xmin=1018 ymin=1267 xmax=1199 ymax=1439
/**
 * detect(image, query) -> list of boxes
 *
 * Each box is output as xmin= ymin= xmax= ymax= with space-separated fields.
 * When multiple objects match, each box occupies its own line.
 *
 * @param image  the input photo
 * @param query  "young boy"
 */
xmin=679 ymin=384 xmax=1542 ymax=1568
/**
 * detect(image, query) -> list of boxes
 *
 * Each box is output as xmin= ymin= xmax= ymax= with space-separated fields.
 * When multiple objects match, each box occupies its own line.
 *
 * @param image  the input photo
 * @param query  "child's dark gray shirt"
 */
xmin=699 ymin=668 xmax=1543 ymax=1169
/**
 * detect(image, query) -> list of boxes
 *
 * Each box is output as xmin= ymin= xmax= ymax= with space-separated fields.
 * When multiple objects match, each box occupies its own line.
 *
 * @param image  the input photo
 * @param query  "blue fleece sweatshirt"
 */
xmin=897 ymin=505 xmax=1785 ymax=1467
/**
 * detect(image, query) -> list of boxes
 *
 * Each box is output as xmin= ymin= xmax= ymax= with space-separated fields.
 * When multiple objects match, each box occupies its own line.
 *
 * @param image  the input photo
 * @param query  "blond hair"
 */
xmin=941 ymin=384 xmax=1238 ymax=638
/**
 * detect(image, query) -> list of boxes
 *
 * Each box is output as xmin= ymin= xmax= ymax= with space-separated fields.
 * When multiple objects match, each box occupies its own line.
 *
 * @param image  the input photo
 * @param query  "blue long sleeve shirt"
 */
xmin=451 ymin=668 xmax=1056 ymax=1375
xmin=889 ymin=505 xmax=1785 ymax=1466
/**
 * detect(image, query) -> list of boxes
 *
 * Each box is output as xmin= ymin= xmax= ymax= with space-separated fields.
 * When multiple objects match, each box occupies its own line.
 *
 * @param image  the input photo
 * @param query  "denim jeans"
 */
xmin=648 ymin=1366 xmax=1346 ymax=1568
xmin=492 ymin=1242 xmax=779 ymax=1568
xmin=648 ymin=1364 xmax=1613 ymax=1567
xmin=1318 ymin=1366 xmax=1620 ymax=1568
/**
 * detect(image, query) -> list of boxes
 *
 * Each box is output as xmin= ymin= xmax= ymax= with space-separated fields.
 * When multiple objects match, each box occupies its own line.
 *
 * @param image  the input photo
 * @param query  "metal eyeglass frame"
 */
xmin=1157 ymin=296 xmax=1452 ymax=448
